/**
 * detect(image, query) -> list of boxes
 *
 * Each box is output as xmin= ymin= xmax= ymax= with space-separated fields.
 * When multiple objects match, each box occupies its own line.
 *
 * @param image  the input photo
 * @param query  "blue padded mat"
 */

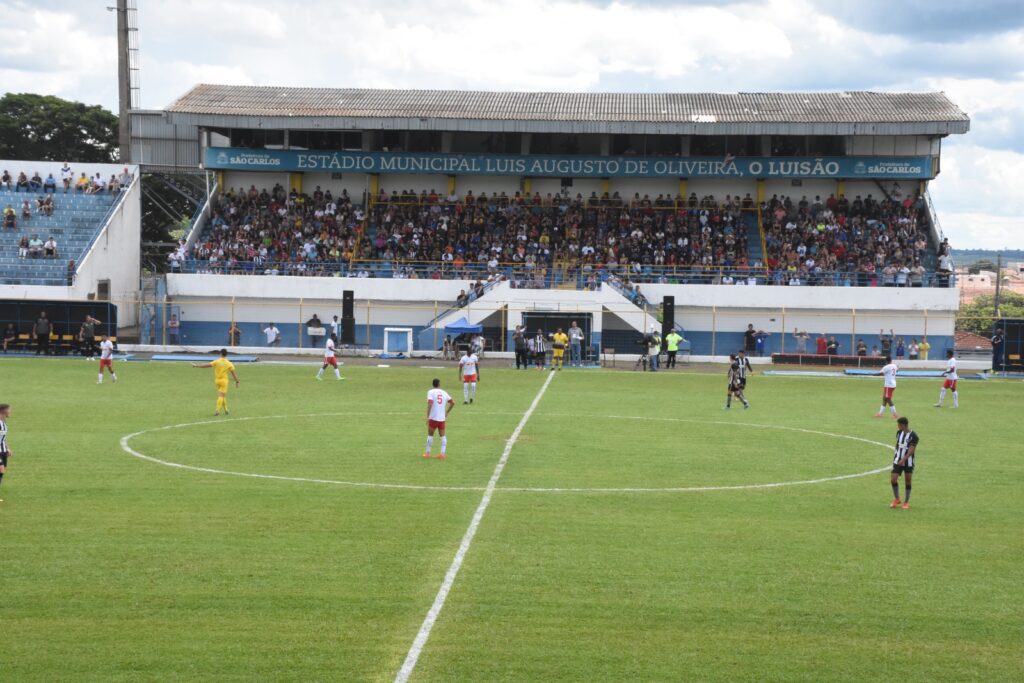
xmin=150 ymin=354 xmax=260 ymax=362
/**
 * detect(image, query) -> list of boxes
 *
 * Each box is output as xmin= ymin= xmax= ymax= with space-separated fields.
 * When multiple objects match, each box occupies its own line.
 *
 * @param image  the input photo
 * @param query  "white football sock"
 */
xmin=441 ymin=436 xmax=447 ymax=454
xmin=470 ymin=382 xmax=476 ymax=399
xmin=425 ymin=435 xmax=433 ymax=453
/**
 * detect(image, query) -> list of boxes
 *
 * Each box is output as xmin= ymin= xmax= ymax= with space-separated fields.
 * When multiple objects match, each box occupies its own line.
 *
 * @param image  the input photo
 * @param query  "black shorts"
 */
xmin=739 ymin=378 xmax=747 ymax=389
xmin=728 ymin=383 xmax=742 ymax=393
xmin=1 ymin=451 xmax=8 ymax=467
xmin=891 ymin=464 xmax=914 ymax=475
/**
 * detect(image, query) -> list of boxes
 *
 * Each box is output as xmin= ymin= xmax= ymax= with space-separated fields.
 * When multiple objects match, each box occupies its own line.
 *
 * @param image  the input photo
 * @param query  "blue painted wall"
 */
xmin=177 ymin=319 xmax=952 ymax=358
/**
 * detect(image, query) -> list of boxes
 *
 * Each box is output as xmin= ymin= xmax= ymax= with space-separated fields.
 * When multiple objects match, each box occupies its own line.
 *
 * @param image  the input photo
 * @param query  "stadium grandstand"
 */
xmin=0 ymin=160 xmax=141 ymax=323
xmin=120 ymin=86 xmax=970 ymax=357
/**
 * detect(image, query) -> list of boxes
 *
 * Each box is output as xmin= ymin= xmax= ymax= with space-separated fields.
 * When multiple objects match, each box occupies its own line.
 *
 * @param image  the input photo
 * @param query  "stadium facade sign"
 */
xmin=205 ymin=147 xmax=934 ymax=179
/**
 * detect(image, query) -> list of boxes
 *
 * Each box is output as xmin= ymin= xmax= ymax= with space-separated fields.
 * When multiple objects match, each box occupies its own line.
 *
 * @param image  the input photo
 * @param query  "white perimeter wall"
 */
xmin=167 ymin=274 xmax=957 ymax=339
xmin=640 ymin=282 xmax=958 ymax=338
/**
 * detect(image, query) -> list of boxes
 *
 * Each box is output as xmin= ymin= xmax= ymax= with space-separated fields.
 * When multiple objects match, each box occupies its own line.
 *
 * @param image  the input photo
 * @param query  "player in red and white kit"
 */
xmin=424 ymin=378 xmax=455 ymax=459
xmin=459 ymin=350 xmax=480 ymax=404
xmin=874 ymin=356 xmax=898 ymax=418
xmin=316 ymin=333 xmax=344 ymax=381
xmin=97 ymin=334 xmax=117 ymax=384
xmin=935 ymin=349 xmax=959 ymax=408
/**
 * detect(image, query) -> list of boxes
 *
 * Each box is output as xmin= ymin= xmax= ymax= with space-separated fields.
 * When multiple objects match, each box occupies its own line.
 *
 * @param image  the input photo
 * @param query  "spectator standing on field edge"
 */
xmin=168 ymin=314 xmax=181 ymax=345
xmin=264 ymin=323 xmax=281 ymax=347
xmin=34 ymin=312 xmax=51 ymax=355
xmin=513 ymin=325 xmax=529 ymax=369
xmin=793 ymin=329 xmax=809 ymax=354
xmin=879 ymin=329 xmax=894 ymax=358
xmin=754 ymin=329 xmax=771 ymax=357
xmin=991 ymin=328 xmax=1005 ymax=372
xmin=568 ymin=321 xmax=585 ymax=367
xmin=816 ymin=333 xmax=828 ymax=355
xmin=665 ymin=329 xmax=683 ymax=368
xmin=919 ymin=337 xmax=931 ymax=360
xmin=744 ymin=323 xmax=757 ymax=356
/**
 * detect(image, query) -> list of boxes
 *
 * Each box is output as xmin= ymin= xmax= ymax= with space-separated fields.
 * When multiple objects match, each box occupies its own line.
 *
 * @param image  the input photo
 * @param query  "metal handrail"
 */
xmin=173 ymin=259 xmax=956 ymax=288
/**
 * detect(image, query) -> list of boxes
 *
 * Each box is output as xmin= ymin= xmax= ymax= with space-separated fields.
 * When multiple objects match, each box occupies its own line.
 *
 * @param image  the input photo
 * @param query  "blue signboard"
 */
xmin=205 ymin=147 xmax=933 ymax=179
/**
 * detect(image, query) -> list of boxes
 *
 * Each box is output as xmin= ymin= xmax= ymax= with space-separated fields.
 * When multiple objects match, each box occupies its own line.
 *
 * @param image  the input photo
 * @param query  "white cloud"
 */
xmin=1 ymin=0 xmax=1021 ymax=247
xmin=929 ymin=142 xmax=1024 ymax=249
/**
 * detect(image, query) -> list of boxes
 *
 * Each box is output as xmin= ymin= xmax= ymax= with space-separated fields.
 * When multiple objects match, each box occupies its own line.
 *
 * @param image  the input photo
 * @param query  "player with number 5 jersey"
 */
xmin=424 ymin=378 xmax=455 ymax=459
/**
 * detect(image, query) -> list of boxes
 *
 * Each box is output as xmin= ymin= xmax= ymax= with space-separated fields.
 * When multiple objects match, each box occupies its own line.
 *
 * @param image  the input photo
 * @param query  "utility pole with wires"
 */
xmin=109 ymin=0 xmax=141 ymax=162
xmin=994 ymin=252 xmax=1003 ymax=318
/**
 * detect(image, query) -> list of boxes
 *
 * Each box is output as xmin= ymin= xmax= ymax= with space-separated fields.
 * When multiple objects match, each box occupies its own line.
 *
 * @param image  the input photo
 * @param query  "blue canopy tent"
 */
xmin=444 ymin=317 xmax=483 ymax=335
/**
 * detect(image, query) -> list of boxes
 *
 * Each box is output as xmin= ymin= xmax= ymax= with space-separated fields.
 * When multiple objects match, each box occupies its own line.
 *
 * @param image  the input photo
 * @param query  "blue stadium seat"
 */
xmin=0 ymin=189 xmax=120 ymax=285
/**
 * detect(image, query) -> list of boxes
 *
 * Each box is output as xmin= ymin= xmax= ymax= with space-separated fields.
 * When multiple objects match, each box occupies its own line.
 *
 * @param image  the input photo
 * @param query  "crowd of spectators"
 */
xmin=181 ymin=183 xmax=949 ymax=289
xmin=180 ymin=183 xmax=363 ymax=276
xmin=0 ymin=166 xmax=132 ymax=196
xmin=760 ymin=192 xmax=950 ymax=287
xmin=184 ymin=185 xmax=755 ymax=286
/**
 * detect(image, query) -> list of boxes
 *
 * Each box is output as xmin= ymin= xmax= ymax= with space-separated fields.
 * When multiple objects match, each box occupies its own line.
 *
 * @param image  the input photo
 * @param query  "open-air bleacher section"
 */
xmin=182 ymin=185 xmax=763 ymax=289
xmin=759 ymin=192 xmax=954 ymax=287
xmin=0 ymin=186 xmax=122 ymax=286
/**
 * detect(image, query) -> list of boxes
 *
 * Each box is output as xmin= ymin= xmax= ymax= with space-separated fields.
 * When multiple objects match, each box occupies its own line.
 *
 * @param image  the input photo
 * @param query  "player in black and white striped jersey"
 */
xmin=736 ymin=350 xmax=753 ymax=389
xmin=889 ymin=416 xmax=919 ymax=510
xmin=0 ymin=403 xmax=11 ymax=502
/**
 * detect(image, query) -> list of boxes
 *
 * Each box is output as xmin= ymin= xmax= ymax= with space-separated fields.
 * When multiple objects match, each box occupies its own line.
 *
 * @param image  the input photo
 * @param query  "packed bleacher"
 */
xmin=180 ymin=182 xmax=952 ymax=288
xmin=181 ymin=185 xmax=761 ymax=286
xmin=0 ymin=165 xmax=131 ymax=286
xmin=761 ymin=192 xmax=952 ymax=287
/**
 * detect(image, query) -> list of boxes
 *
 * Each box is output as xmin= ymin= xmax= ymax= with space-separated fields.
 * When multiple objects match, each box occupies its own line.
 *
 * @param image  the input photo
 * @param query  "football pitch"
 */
xmin=1 ymin=358 xmax=1021 ymax=682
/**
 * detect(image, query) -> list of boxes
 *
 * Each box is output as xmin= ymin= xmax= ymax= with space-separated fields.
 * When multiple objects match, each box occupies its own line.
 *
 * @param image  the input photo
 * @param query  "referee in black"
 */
xmin=890 ymin=416 xmax=919 ymax=510
xmin=0 ymin=403 xmax=11 ymax=502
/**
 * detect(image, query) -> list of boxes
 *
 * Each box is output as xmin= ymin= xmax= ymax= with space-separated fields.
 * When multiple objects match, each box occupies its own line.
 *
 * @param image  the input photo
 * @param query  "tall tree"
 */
xmin=956 ymin=292 xmax=1024 ymax=335
xmin=0 ymin=93 xmax=118 ymax=162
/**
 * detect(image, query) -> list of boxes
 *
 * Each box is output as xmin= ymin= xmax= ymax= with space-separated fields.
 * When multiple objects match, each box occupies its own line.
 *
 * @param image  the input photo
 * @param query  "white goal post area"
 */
xmin=384 ymin=327 xmax=414 ymax=354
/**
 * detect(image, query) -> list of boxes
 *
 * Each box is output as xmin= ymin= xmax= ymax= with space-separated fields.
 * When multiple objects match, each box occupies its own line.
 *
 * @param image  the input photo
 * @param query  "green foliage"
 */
xmin=957 ymin=291 xmax=1024 ymax=334
xmin=2 ymin=362 xmax=1022 ymax=681
xmin=968 ymin=259 xmax=998 ymax=274
xmin=0 ymin=93 xmax=118 ymax=162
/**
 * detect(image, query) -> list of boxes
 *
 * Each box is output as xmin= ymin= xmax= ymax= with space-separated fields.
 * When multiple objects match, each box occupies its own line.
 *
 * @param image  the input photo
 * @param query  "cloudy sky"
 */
xmin=1 ymin=0 xmax=1020 ymax=248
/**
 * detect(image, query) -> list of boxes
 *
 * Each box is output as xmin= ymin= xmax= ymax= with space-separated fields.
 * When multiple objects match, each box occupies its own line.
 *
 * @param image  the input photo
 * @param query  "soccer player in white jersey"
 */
xmin=459 ymin=350 xmax=480 ymax=404
xmin=935 ymin=349 xmax=959 ymax=408
xmin=874 ymin=356 xmax=898 ymax=418
xmin=97 ymin=334 xmax=117 ymax=384
xmin=316 ymin=333 xmax=344 ymax=381
xmin=425 ymin=378 xmax=454 ymax=459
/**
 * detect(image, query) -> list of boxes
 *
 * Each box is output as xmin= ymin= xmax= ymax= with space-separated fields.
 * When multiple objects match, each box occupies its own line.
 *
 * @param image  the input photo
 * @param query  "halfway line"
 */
xmin=394 ymin=370 xmax=556 ymax=683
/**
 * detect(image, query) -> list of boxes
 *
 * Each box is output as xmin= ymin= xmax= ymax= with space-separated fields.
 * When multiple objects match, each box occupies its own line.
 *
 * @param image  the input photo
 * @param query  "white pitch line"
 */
xmin=393 ymin=370 xmax=556 ymax=683
xmin=120 ymin=411 xmax=893 ymax=495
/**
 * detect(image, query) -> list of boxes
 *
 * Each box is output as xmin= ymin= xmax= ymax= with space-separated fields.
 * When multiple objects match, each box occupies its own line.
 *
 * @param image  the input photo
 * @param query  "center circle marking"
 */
xmin=119 ymin=412 xmax=891 ymax=494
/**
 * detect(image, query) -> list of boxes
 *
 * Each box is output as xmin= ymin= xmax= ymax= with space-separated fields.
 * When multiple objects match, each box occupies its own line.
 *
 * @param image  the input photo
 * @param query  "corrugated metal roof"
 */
xmin=166 ymin=85 xmax=969 ymax=125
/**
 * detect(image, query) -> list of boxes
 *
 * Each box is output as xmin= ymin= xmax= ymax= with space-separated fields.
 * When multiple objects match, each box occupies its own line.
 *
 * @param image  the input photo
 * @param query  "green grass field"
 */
xmin=1 ymin=358 xmax=1021 ymax=682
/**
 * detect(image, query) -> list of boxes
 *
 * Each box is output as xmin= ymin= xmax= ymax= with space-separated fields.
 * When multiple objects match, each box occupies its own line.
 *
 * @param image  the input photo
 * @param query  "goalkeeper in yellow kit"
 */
xmin=550 ymin=328 xmax=569 ymax=371
xmin=193 ymin=348 xmax=240 ymax=415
